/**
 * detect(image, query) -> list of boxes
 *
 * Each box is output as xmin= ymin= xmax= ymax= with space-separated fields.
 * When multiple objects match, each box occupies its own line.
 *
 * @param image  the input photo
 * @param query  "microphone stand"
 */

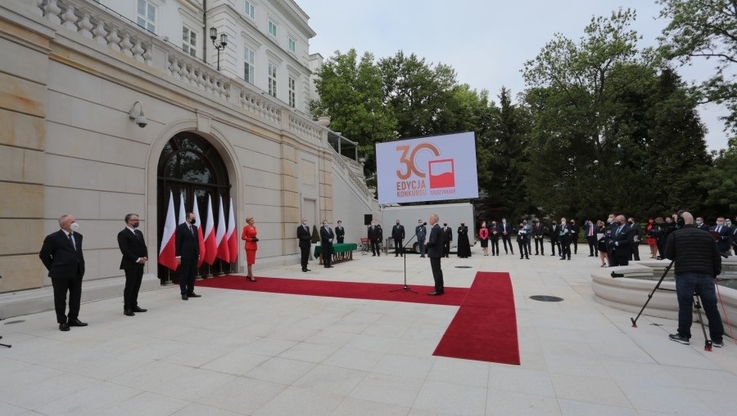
xmin=390 ymin=233 xmax=419 ymax=294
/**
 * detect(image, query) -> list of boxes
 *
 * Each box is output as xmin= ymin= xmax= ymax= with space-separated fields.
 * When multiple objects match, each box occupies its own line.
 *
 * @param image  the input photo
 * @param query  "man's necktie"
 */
xmin=190 ymin=225 xmax=194 ymax=236
xmin=68 ymin=233 xmax=75 ymax=250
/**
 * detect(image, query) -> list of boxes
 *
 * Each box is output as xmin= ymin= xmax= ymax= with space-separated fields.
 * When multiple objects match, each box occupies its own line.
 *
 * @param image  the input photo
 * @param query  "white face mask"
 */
xmin=70 ymin=222 xmax=80 ymax=232
xmin=302 ymin=221 xmax=307 ymax=226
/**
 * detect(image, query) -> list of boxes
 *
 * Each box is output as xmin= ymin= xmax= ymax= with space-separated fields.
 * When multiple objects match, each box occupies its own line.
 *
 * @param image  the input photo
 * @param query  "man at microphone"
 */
xmin=664 ymin=211 xmax=724 ymax=347
xmin=425 ymin=213 xmax=444 ymax=295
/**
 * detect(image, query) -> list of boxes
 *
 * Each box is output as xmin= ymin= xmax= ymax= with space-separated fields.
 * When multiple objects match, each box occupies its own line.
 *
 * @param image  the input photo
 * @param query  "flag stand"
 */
xmin=163 ymin=269 xmax=172 ymax=286
xmin=204 ymin=264 xmax=213 ymax=278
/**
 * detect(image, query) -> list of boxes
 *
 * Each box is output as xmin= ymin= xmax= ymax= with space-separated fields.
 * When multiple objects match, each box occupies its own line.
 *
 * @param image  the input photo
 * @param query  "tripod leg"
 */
xmin=631 ymin=260 xmax=674 ymax=327
xmin=0 ymin=336 xmax=10 ymax=348
xmin=693 ymin=294 xmax=712 ymax=351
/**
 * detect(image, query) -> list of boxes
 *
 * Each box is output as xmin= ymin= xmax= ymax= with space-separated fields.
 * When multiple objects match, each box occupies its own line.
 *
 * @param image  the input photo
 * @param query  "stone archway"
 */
xmin=156 ymin=132 xmax=232 ymax=282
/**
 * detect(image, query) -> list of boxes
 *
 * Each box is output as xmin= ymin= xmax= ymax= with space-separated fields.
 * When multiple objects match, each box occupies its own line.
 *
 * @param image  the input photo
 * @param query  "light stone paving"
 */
xmin=1 ymin=245 xmax=736 ymax=415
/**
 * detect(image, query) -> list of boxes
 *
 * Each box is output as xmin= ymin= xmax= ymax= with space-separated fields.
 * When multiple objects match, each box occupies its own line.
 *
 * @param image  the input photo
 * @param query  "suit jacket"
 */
xmin=39 ymin=229 xmax=85 ymax=279
xmin=415 ymin=224 xmax=427 ymax=241
xmin=611 ymin=224 xmax=634 ymax=254
xmin=368 ymin=225 xmax=382 ymax=241
xmin=241 ymin=225 xmax=258 ymax=250
xmin=320 ymin=225 xmax=334 ymax=245
xmin=176 ymin=222 xmax=200 ymax=258
xmin=532 ymin=224 xmax=544 ymax=238
xmin=118 ymin=227 xmax=148 ymax=270
xmin=297 ymin=224 xmax=312 ymax=248
xmin=443 ymin=226 xmax=454 ymax=242
xmin=391 ymin=224 xmax=405 ymax=240
xmin=710 ymin=224 xmax=731 ymax=253
xmin=500 ymin=222 xmax=512 ymax=236
xmin=426 ymin=224 xmax=443 ymax=258
xmin=335 ymin=225 xmax=345 ymax=239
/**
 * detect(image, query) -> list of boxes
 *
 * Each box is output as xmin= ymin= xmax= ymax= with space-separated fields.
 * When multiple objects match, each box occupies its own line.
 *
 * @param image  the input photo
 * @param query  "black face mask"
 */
xmin=189 ymin=218 xmax=196 ymax=225
xmin=132 ymin=221 xmax=140 ymax=228
xmin=628 ymin=221 xmax=634 ymax=225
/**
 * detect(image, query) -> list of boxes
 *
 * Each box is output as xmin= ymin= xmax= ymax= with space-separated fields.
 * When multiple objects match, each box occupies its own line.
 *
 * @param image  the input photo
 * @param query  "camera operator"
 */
xmin=664 ymin=211 xmax=724 ymax=347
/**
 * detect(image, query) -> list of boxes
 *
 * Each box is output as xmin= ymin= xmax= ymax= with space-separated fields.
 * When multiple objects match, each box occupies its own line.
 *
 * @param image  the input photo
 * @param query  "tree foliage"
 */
xmin=658 ymin=0 xmax=737 ymax=132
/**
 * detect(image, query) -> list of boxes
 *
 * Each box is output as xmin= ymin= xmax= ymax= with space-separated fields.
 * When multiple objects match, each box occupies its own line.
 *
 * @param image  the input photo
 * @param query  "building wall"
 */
xmin=0 ymin=0 xmax=377 ymax=298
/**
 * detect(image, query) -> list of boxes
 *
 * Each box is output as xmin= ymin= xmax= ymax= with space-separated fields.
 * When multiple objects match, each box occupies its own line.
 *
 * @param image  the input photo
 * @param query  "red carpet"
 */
xmin=433 ymin=272 xmax=520 ymax=365
xmin=197 ymin=275 xmax=468 ymax=306
xmin=198 ymin=272 xmax=520 ymax=365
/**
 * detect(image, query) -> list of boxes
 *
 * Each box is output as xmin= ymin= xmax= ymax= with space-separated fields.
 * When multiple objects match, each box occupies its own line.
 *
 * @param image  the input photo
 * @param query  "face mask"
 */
xmin=189 ymin=218 xmax=196 ymax=225
xmin=302 ymin=221 xmax=307 ymax=226
xmin=443 ymin=224 xmax=447 ymax=227
xmin=696 ymin=220 xmax=702 ymax=225
xmin=132 ymin=221 xmax=140 ymax=228
xmin=70 ymin=222 xmax=79 ymax=232
xmin=717 ymin=221 xmax=724 ymax=226
xmin=561 ymin=221 xmax=566 ymax=225
xmin=607 ymin=218 xmax=614 ymax=223
xmin=727 ymin=221 xmax=732 ymax=226
xmin=628 ymin=220 xmax=633 ymax=225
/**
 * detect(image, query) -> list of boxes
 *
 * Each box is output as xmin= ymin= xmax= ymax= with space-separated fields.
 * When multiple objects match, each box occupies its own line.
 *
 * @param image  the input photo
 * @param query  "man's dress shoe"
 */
xmin=124 ymin=310 xmax=135 ymax=316
xmin=67 ymin=319 xmax=88 ymax=327
xmin=428 ymin=291 xmax=443 ymax=296
xmin=181 ymin=294 xmax=188 ymax=300
xmin=187 ymin=292 xmax=201 ymax=298
xmin=59 ymin=323 xmax=70 ymax=331
xmin=133 ymin=307 xmax=147 ymax=312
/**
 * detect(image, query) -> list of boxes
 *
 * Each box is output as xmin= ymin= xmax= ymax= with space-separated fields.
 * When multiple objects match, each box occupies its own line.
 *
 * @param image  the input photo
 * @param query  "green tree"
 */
xmin=309 ymin=49 xmax=397 ymax=157
xmin=657 ymin=0 xmax=737 ymax=132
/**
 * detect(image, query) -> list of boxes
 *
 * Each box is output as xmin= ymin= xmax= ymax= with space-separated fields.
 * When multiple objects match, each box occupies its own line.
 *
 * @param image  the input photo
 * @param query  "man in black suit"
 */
xmin=710 ymin=217 xmax=731 ymax=257
xmin=320 ymin=220 xmax=335 ymax=268
xmin=297 ymin=217 xmax=312 ymax=272
xmin=391 ymin=219 xmax=405 ymax=257
xmin=570 ymin=219 xmax=579 ymax=255
xmin=176 ymin=212 xmax=201 ymax=300
xmin=584 ymin=220 xmax=598 ymax=256
xmin=39 ymin=214 xmax=87 ymax=331
xmin=117 ymin=213 xmax=148 ymax=316
xmin=549 ymin=220 xmax=559 ymax=256
xmin=426 ymin=213 xmax=444 ymax=296
xmin=609 ymin=215 xmax=634 ymax=266
xmin=500 ymin=218 xmax=513 ymax=255
xmin=335 ymin=220 xmax=345 ymax=244
xmin=532 ymin=219 xmax=545 ymax=255
xmin=442 ymin=222 xmax=453 ymax=258
xmin=628 ymin=217 xmax=642 ymax=261
xmin=368 ymin=220 xmax=382 ymax=256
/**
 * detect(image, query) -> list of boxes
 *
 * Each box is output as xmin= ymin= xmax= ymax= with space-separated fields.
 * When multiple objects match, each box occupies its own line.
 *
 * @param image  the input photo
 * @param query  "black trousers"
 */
xmin=502 ymin=235 xmax=513 ymax=253
xmin=337 ymin=236 xmax=344 ymax=244
xmin=560 ymin=240 xmax=571 ymax=259
xmin=370 ymin=239 xmax=380 ymax=256
xmin=123 ymin=265 xmax=144 ymax=310
xmin=300 ymin=245 xmax=310 ymax=269
xmin=586 ymin=236 xmax=597 ymax=255
xmin=631 ymin=242 xmax=640 ymax=261
xmin=52 ymin=275 xmax=82 ymax=324
xmin=550 ymin=239 xmax=560 ymax=255
xmin=179 ymin=255 xmax=197 ymax=295
xmin=323 ymin=243 xmax=333 ymax=267
xmin=393 ymin=238 xmax=403 ymax=255
xmin=490 ymin=238 xmax=499 ymax=255
xmin=442 ymin=241 xmax=451 ymax=257
xmin=517 ymin=240 xmax=528 ymax=258
xmin=534 ymin=237 xmax=544 ymax=254
xmin=430 ymin=257 xmax=444 ymax=292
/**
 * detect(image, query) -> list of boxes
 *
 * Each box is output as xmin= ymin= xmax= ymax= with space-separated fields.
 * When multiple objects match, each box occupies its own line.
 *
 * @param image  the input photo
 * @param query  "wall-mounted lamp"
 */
xmin=210 ymin=27 xmax=228 ymax=71
xmin=128 ymin=100 xmax=148 ymax=128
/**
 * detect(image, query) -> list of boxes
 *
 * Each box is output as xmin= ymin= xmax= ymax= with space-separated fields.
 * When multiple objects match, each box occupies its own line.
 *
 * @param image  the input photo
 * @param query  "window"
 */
xmin=244 ymin=1 xmax=255 ymax=19
xmin=288 ymin=37 xmax=296 ymax=53
xmin=288 ymin=76 xmax=296 ymax=108
xmin=244 ymin=46 xmax=255 ymax=84
xmin=268 ymin=21 xmax=277 ymax=37
xmin=268 ymin=62 xmax=277 ymax=97
xmin=136 ymin=0 xmax=156 ymax=33
xmin=182 ymin=26 xmax=197 ymax=57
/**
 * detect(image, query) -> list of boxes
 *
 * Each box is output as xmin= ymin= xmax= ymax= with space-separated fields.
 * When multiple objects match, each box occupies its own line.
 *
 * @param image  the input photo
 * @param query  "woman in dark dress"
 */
xmin=457 ymin=222 xmax=472 ymax=258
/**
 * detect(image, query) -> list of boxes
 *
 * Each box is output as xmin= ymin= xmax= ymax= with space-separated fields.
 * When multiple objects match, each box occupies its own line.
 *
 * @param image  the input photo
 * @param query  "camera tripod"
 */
xmin=0 ymin=336 xmax=10 ymax=348
xmin=629 ymin=260 xmax=713 ymax=351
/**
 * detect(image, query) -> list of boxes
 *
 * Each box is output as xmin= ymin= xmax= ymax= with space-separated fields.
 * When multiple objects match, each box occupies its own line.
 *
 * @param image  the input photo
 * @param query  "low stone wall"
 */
xmin=592 ymin=261 xmax=737 ymax=333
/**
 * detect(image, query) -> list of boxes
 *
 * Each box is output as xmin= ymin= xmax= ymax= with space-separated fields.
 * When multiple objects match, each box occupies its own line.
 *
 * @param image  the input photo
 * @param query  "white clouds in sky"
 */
xmin=300 ymin=0 xmax=730 ymax=151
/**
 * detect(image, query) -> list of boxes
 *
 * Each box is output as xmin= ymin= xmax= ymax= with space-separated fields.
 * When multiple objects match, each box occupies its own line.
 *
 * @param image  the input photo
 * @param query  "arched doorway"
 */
xmin=157 ymin=132 xmax=232 ymax=282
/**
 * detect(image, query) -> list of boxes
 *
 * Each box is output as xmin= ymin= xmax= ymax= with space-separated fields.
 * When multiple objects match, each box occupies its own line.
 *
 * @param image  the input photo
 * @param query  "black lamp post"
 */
xmin=210 ymin=27 xmax=228 ymax=71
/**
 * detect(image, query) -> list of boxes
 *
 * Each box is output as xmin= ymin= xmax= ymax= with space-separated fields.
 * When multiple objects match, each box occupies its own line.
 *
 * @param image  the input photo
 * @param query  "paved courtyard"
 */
xmin=1 ymin=244 xmax=736 ymax=415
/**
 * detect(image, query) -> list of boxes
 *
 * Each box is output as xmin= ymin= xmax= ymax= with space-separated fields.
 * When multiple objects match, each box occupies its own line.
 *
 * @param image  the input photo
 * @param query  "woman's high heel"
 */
xmin=247 ymin=275 xmax=256 ymax=282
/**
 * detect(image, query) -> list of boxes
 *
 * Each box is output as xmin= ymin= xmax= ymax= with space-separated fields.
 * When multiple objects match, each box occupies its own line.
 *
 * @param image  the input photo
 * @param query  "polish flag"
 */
xmin=203 ymin=195 xmax=218 ymax=265
xmin=227 ymin=197 xmax=238 ymax=263
xmin=216 ymin=195 xmax=229 ymax=262
xmin=193 ymin=197 xmax=206 ymax=267
xmin=178 ymin=191 xmax=186 ymax=225
xmin=158 ymin=190 xmax=178 ymax=270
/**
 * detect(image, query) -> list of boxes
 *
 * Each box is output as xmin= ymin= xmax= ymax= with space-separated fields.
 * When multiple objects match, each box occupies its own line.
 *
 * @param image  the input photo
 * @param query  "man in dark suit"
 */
xmin=368 ymin=220 xmax=382 ymax=256
xmin=710 ymin=217 xmax=731 ymax=257
xmin=500 ymin=218 xmax=513 ymax=255
xmin=415 ymin=219 xmax=427 ymax=257
xmin=176 ymin=212 xmax=201 ymax=300
xmin=426 ymin=214 xmax=444 ymax=296
xmin=442 ymin=222 xmax=453 ymax=258
xmin=569 ymin=219 xmax=579 ymax=255
xmin=297 ymin=217 xmax=312 ymax=272
xmin=39 ymin=214 xmax=87 ymax=331
xmin=549 ymin=220 xmax=560 ymax=256
xmin=117 ymin=213 xmax=148 ymax=316
xmin=558 ymin=218 xmax=572 ymax=260
xmin=609 ymin=215 xmax=634 ymax=266
xmin=628 ymin=217 xmax=642 ymax=261
xmin=335 ymin=220 xmax=345 ymax=244
xmin=320 ymin=220 xmax=335 ymax=268
xmin=696 ymin=216 xmax=709 ymax=231
xmin=532 ymin=219 xmax=544 ymax=255
xmin=584 ymin=220 xmax=598 ymax=256
xmin=391 ymin=219 xmax=405 ymax=257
